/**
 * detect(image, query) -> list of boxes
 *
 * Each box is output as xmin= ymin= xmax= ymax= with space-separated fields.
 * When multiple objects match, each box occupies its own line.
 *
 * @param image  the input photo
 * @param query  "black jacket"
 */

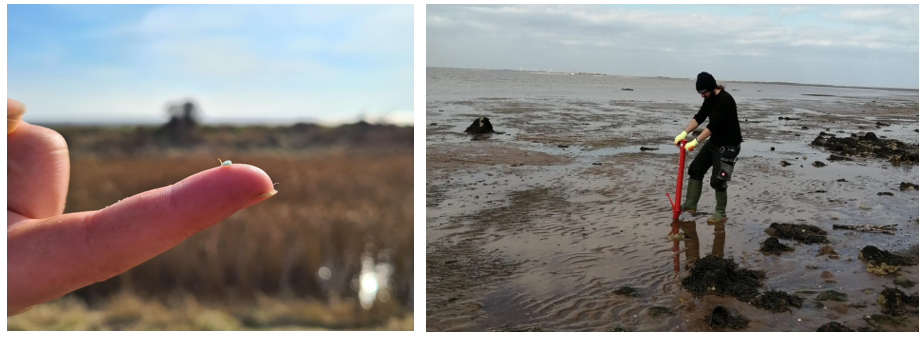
xmin=693 ymin=89 xmax=743 ymax=146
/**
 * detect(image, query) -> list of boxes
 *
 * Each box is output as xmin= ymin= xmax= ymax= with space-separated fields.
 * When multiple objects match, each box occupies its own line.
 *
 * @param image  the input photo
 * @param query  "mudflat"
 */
xmin=426 ymin=68 xmax=919 ymax=332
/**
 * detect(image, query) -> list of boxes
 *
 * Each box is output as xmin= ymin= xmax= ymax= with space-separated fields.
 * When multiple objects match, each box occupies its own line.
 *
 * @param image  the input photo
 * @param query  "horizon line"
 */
xmin=427 ymin=66 xmax=920 ymax=92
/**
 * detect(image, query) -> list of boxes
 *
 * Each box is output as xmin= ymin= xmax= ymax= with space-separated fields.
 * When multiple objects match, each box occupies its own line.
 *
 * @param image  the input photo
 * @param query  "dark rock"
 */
xmin=817 ymin=321 xmax=855 ymax=332
xmin=801 ymin=126 xmax=809 ymax=130
xmin=753 ymin=290 xmax=803 ymax=313
xmin=465 ymin=117 xmax=495 ymax=134
xmin=812 ymin=161 xmax=826 ymax=167
xmin=876 ymin=122 xmax=890 ymax=127
xmin=639 ymin=147 xmax=659 ymax=151
xmin=558 ymin=144 xmax=569 ymax=148
xmin=780 ymin=161 xmax=791 ymax=167
xmin=767 ymin=223 xmax=829 ymax=244
xmin=770 ymin=147 xmax=775 ymax=151
xmin=877 ymin=192 xmax=894 ymax=196
xmin=429 ymin=123 xmax=437 ymax=126
xmin=827 ymin=154 xmax=852 ymax=161
xmin=836 ymin=178 xmax=848 ymax=182
xmin=859 ymin=246 xmax=917 ymax=266
xmin=810 ymin=131 xmax=918 ymax=166
xmin=705 ymin=306 xmax=749 ymax=330
xmin=621 ymin=88 xmax=634 ymax=91
xmin=877 ymin=287 xmax=917 ymax=315
xmin=778 ymin=116 xmax=800 ymax=120
xmin=899 ymin=182 xmax=918 ymax=191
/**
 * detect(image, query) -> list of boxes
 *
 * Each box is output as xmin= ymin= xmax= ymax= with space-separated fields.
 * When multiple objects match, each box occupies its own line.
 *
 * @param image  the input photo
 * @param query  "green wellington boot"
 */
xmin=682 ymin=179 xmax=703 ymax=214
xmin=708 ymin=191 xmax=728 ymax=223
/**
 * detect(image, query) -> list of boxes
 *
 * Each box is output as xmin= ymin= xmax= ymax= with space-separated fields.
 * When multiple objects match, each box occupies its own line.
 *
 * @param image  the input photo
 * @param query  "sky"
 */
xmin=8 ymin=4 xmax=413 ymax=125
xmin=427 ymin=4 xmax=919 ymax=89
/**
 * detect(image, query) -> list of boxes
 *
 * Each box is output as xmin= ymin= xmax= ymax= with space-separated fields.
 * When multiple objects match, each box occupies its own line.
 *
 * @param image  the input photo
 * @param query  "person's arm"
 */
xmin=694 ymin=128 xmax=712 ymax=142
xmin=683 ymin=119 xmax=699 ymax=133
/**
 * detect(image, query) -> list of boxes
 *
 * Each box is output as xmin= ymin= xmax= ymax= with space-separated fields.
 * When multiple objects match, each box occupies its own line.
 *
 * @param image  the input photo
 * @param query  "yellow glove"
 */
xmin=685 ymin=138 xmax=699 ymax=152
xmin=674 ymin=131 xmax=687 ymax=145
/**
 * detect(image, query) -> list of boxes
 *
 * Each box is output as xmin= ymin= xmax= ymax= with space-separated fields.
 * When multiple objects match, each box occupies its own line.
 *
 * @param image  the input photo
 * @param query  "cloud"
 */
xmin=427 ymin=4 xmax=918 ymax=88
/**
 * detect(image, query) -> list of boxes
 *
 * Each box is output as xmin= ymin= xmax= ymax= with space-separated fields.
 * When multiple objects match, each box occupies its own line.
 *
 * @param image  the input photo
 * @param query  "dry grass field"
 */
xmin=8 ymin=122 xmax=413 ymax=330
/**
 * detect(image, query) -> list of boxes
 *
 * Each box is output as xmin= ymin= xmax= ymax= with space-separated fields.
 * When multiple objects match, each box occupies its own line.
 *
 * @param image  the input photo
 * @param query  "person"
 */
xmin=672 ymin=72 xmax=742 ymax=223
xmin=6 ymin=98 xmax=278 ymax=316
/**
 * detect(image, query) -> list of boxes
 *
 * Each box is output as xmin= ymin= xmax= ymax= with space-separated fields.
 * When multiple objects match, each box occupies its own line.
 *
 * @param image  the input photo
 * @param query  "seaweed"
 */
xmin=816 ymin=321 xmax=855 ymax=332
xmin=681 ymin=255 xmax=765 ymax=301
xmin=753 ymin=290 xmax=803 ymax=313
xmin=765 ymin=223 xmax=829 ymax=244
xmin=815 ymin=290 xmax=847 ymax=302
xmin=759 ymin=237 xmax=794 ymax=255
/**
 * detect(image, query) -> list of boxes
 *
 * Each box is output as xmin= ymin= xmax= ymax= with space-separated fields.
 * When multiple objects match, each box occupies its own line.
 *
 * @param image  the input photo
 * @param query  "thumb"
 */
xmin=7 ymin=164 xmax=276 ymax=314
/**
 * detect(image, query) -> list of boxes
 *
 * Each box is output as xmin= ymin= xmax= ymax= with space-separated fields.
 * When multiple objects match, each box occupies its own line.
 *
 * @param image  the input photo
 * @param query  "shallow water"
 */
xmin=426 ymin=68 xmax=919 ymax=332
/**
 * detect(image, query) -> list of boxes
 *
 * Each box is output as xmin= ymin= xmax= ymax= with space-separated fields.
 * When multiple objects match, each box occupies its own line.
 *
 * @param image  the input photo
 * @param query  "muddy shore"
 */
xmin=426 ymin=69 xmax=919 ymax=332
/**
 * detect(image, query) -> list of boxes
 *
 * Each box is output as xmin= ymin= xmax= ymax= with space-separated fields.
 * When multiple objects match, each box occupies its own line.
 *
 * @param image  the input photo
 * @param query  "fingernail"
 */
xmin=244 ymin=189 xmax=277 ymax=208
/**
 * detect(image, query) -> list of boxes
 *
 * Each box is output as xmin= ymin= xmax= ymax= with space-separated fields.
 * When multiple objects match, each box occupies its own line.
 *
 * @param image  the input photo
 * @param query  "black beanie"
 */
xmin=696 ymin=72 xmax=717 ymax=92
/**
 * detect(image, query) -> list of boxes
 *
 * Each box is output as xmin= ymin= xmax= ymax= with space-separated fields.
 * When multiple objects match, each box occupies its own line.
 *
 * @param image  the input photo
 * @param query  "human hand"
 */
xmin=7 ymin=98 xmax=278 ymax=316
xmin=673 ymin=131 xmax=687 ymax=145
xmin=684 ymin=138 xmax=699 ymax=152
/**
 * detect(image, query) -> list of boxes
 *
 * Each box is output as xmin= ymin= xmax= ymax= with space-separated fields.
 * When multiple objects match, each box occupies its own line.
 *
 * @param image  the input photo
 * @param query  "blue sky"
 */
xmin=428 ymin=4 xmax=919 ymax=89
xmin=8 ymin=4 xmax=413 ymax=125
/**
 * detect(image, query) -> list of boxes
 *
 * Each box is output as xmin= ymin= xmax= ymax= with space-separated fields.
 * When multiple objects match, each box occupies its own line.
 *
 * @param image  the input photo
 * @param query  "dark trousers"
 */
xmin=687 ymin=140 xmax=740 ymax=192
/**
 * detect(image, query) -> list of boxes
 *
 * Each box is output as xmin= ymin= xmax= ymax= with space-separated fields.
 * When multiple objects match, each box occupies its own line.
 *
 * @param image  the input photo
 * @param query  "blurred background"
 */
xmin=7 ymin=4 xmax=413 ymax=331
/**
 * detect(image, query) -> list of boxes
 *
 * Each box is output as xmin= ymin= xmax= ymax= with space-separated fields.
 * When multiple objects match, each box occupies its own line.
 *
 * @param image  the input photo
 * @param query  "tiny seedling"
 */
xmin=218 ymin=158 xmax=232 ymax=166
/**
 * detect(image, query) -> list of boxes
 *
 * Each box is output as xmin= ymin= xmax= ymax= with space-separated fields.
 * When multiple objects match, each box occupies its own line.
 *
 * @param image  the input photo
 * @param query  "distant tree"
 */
xmin=155 ymin=99 xmax=202 ymax=146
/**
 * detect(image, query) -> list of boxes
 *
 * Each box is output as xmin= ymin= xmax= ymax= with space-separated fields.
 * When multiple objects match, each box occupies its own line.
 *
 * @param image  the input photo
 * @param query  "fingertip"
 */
xmin=8 ymin=98 xmax=26 ymax=134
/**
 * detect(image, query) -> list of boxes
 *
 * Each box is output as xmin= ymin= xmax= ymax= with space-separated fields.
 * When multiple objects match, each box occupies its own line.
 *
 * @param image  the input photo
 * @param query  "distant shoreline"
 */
xmin=28 ymin=119 xmax=414 ymax=128
xmin=427 ymin=67 xmax=919 ymax=92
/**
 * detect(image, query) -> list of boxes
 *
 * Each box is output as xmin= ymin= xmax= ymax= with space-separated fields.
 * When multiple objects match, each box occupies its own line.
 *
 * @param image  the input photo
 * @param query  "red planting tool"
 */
xmin=665 ymin=139 xmax=687 ymax=220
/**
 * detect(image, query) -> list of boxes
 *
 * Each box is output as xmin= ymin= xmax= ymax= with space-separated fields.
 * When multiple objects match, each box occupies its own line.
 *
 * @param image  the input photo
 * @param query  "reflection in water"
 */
xmin=670 ymin=219 xmax=727 ymax=273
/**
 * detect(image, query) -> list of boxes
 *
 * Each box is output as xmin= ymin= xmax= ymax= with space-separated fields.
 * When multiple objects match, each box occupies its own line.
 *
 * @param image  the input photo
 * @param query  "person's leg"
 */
xmin=708 ymin=144 xmax=740 ymax=223
xmin=683 ymin=141 xmax=714 ymax=213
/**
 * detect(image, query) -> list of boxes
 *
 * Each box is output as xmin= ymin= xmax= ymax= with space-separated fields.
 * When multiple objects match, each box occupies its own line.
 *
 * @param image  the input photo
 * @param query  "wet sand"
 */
xmin=426 ymin=69 xmax=919 ymax=332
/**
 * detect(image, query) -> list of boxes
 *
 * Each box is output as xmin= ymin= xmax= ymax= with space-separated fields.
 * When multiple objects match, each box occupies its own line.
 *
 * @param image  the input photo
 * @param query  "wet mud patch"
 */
xmin=758 ymin=237 xmax=794 ymax=255
xmin=811 ymin=131 xmax=919 ymax=165
xmin=426 ymin=143 xmax=571 ymax=170
xmin=646 ymin=306 xmax=676 ymax=318
xmin=765 ymin=223 xmax=829 ymax=244
xmin=704 ymin=306 xmax=749 ymax=330
xmin=460 ymin=187 xmax=570 ymax=231
xmin=613 ymin=286 xmax=644 ymax=298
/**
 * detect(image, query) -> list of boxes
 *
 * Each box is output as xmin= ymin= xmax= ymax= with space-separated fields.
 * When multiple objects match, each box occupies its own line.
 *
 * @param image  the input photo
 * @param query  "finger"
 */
xmin=7 ymin=122 xmax=70 ymax=219
xmin=6 ymin=164 xmax=276 ymax=313
xmin=8 ymin=98 xmax=26 ymax=134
